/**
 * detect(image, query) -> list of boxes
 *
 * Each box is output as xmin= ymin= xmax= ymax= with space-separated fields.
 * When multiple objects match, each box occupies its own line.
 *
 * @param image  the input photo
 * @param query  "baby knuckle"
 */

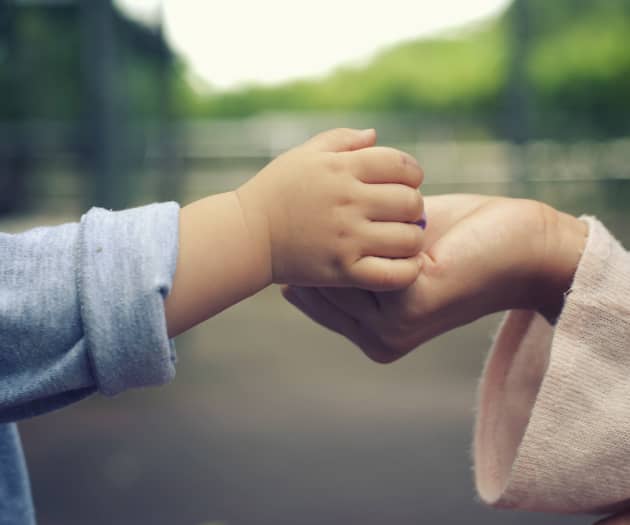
xmin=331 ymin=247 xmax=357 ymax=275
xmin=386 ymin=147 xmax=404 ymax=166
xmin=373 ymin=147 xmax=397 ymax=169
xmin=398 ymin=150 xmax=411 ymax=167
xmin=335 ymin=186 xmax=357 ymax=208
xmin=332 ymin=127 xmax=353 ymax=137
xmin=403 ymin=226 xmax=422 ymax=252
xmin=323 ymin=153 xmax=345 ymax=174
xmin=402 ymin=158 xmax=424 ymax=188
xmin=330 ymin=128 xmax=356 ymax=148
xmin=335 ymin=228 xmax=349 ymax=240
xmin=413 ymin=187 xmax=423 ymax=208
xmin=331 ymin=203 xmax=354 ymax=232
xmin=403 ymin=190 xmax=423 ymax=219
xmin=416 ymin=164 xmax=425 ymax=186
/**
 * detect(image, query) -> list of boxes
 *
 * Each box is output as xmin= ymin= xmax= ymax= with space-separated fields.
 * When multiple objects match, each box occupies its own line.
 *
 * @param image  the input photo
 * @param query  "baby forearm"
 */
xmin=164 ymin=191 xmax=272 ymax=337
xmin=163 ymin=127 xmax=424 ymax=336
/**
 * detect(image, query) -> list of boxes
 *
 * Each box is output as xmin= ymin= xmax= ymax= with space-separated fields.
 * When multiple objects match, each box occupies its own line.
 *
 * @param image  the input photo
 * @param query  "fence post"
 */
xmin=154 ymin=7 xmax=181 ymax=203
xmin=504 ymin=0 xmax=531 ymax=145
xmin=80 ymin=0 xmax=131 ymax=210
xmin=0 ymin=0 xmax=31 ymax=215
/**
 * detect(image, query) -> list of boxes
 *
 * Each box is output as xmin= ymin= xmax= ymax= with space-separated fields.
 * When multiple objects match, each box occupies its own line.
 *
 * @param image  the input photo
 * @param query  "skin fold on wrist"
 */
xmin=234 ymin=186 xmax=274 ymax=288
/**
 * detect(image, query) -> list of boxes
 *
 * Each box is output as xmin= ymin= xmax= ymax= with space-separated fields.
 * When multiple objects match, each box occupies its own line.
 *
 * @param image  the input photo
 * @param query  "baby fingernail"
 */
xmin=416 ymin=211 xmax=427 ymax=230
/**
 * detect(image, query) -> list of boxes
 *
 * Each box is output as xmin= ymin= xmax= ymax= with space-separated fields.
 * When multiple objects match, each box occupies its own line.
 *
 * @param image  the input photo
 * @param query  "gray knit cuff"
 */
xmin=77 ymin=202 xmax=179 ymax=396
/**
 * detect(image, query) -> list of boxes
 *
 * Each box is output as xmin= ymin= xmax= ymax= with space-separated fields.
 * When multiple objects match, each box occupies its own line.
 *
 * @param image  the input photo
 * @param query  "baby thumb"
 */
xmin=301 ymin=128 xmax=376 ymax=153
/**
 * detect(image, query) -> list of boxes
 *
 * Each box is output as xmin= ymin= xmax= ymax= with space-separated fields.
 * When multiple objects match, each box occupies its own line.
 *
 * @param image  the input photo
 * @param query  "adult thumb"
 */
xmin=301 ymin=128 xmax=376 ymax=153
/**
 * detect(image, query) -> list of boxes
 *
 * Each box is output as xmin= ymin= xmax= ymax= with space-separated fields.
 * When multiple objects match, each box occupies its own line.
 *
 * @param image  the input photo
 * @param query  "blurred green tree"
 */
xmin=0 ymin=1 xmax=179 ymax=213
xmin=1 ymin=0 xmax=629 ymax=217
xmin=189 ymin=0 xmax=630 ymax=140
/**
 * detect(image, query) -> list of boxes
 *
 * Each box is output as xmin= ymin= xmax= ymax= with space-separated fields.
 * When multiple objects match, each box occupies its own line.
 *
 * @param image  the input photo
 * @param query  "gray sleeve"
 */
xmin=0 ymin=202 xmax=179 ymax=422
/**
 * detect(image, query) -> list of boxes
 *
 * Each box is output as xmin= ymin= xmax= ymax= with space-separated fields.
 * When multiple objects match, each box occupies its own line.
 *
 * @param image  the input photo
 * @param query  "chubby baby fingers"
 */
xmin=347 ymin=147 xmax=424 ymax=188
xmin=363 ymin=184 xmax=424 ymax=223
xmin=349 ymin=256 xmax=421 ymax=291
xmin=362 ymin=222 xmax=424 ymax=259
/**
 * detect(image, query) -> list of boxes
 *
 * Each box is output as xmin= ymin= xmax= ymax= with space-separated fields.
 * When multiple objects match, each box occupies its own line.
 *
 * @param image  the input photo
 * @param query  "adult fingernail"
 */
xmin=415 ymin=211 xmax=427 ymax=230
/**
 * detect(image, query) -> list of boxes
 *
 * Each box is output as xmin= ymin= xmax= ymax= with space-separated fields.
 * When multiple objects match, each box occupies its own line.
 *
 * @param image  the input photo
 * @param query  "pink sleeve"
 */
xmin=474 ymin=216 xmax=630 ymax=514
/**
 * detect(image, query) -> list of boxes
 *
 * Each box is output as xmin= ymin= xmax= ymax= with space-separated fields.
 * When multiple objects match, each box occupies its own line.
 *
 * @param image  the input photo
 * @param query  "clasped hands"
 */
xmin=278 ymin=141 xmax=630 ymax=523
xmin=283 ymin=193 xmax=587 ymax=363
xmin=234 ymin=127 xmax=622 ymax=523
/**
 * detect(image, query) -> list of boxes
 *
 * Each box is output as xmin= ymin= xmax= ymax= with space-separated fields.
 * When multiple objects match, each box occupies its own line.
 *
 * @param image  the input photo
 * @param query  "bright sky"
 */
xmin=115 ymin=0 xmax=511 ymax=91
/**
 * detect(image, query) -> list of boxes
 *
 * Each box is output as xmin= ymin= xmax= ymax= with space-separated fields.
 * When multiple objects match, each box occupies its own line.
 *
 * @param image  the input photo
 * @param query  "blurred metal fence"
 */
xmin=2 ymin=115 xmax=630 ymax=214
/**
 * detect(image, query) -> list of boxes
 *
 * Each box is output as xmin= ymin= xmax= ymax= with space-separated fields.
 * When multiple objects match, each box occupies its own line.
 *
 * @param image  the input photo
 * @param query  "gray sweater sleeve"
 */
xmin=0 ymin=202 xmax=179 ymax=423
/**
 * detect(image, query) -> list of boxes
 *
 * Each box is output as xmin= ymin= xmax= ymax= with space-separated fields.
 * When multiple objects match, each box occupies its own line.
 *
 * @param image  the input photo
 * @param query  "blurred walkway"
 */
xmin=19 ymin=287 xmax=592 ymax=525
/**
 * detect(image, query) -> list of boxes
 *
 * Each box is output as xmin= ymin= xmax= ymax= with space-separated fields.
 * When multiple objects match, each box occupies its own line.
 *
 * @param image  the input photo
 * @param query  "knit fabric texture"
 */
xmin=474 ymin=216 xmax=630 ymax=513
xmin=0 ymin=202 xmax=179 ymax=524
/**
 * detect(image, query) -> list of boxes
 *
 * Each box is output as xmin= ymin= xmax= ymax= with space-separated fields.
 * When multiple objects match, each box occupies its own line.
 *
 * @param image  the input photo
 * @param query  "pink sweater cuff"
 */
xmin=474 ymin=216 xmax=630 ymax=513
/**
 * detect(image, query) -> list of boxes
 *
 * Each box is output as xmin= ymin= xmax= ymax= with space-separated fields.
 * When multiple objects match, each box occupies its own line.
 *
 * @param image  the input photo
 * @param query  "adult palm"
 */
xmin=283 ymin=194 xmax=583 ymax=363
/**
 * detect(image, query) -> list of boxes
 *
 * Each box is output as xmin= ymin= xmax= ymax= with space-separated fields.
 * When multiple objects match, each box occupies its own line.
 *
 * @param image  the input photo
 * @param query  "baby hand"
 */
xmin=236 ymin=128 xmax=425 ymax=291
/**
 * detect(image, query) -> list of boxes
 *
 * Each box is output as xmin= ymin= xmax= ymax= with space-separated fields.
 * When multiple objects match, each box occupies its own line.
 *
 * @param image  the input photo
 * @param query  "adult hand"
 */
xmin=283 ymin=194 xmax=587 ymax=363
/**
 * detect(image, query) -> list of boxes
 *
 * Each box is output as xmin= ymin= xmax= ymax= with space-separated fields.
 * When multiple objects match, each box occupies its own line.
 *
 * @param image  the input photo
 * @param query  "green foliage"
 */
xmin=345 ymin=24 xmax=507 ymax=112
xmin=0 ymin=7 xmax=80 ymax=119
xmin=187 ymin=0 xmax=630 ymax=137
xmin=0 ymin=6 xmax=176 ymax=121
xmin=527 ymin=4 xmax=630 ymax=135
xmin=2 ymin=1 xmax=630 ymax=138
xmin=184 ymin=22 xmax=507 ymax=118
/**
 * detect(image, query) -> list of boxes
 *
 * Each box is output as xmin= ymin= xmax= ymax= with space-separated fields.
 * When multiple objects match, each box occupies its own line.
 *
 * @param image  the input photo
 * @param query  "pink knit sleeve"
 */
xmin=474 ymin=216 xmax=630 ymax=514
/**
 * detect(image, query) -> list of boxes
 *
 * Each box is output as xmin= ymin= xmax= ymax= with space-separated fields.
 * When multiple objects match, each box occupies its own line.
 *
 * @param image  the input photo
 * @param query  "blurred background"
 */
xmin=2 ymin=0 xmax=629 ymax=523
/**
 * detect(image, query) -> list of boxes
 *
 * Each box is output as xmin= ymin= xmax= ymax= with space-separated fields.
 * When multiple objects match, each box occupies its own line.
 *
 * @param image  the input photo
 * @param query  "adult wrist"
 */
xmin=536 ymin=206 xmax=588 ymax=323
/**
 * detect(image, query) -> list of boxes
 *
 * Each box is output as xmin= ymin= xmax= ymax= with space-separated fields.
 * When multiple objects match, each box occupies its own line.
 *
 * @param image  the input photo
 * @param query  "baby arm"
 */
xmin=0 ymin=203 xmax=179 ymax=421
xmin=0 ymin=127 xmax=423 ymax=421
xmin=165 ymin=128 xmax=425 ymax=336
xmin=163 ymin=191 xmax=270 ymax=337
